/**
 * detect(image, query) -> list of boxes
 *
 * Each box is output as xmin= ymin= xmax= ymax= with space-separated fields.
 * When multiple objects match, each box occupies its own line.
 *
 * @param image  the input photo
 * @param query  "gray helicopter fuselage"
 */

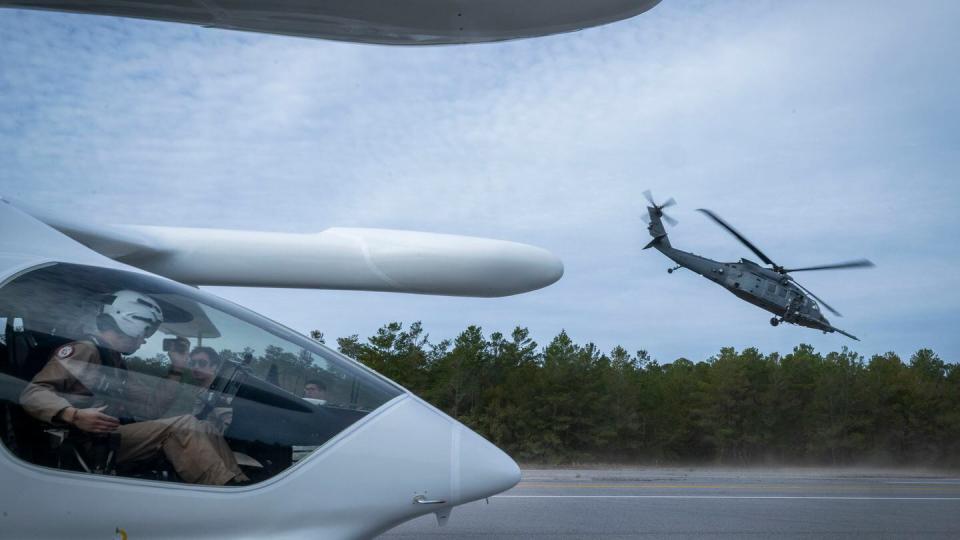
xmin=653 ymin=244 xmax=832 ymax=331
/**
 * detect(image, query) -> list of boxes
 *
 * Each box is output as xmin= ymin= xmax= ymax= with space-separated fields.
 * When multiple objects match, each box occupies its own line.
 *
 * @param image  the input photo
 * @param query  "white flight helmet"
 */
xmin=100 ymin=290 xmax=163 ymax=339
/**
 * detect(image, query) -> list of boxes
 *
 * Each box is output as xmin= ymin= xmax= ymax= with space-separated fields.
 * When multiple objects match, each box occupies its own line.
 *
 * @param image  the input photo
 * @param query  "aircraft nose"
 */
xmin=456 ymin=425 xmax=521 ymax=504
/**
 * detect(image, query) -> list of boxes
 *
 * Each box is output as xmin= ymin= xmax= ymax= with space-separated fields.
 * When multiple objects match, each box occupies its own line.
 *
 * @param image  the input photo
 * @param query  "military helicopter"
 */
xmin=642 ymin=191 xmax=874 ymax=340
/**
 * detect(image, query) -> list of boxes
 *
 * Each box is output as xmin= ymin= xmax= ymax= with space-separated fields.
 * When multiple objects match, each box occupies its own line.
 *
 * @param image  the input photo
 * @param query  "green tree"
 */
xmin=318 ymin=320 xmax=959 ymax=467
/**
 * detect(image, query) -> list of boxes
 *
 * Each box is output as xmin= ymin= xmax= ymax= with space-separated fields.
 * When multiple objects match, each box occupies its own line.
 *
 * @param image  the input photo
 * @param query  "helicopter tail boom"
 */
xmin=642 ymin=235 xmax=666 ymax=250
xmin=644 ymin=204 xmax=672 ymax=249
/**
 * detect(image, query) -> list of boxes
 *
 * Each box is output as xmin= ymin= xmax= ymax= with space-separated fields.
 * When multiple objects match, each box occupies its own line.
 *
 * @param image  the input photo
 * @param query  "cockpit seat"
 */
xmin=41 ymin=424 xmax=182 ymax=481
xmin=1 ymin=320 xmax=75 ymax=467
xmin=6 ymin=325 xmax=74 ymax=383
xmin=46 ymin=427 xmax=120 ymax=475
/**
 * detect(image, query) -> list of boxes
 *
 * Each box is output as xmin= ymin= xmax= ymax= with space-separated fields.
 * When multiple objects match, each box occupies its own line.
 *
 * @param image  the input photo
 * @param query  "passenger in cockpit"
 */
xmin=188 ymin=346 xmax=233 ymax=435
xmin=18 ymin=290 xmax=248 ymax=486
xmin=303 ymin=379 xmax=327 ymax=403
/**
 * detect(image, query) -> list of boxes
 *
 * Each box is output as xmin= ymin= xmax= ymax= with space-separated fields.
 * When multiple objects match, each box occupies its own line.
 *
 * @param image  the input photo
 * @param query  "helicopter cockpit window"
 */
xmin=0 ymin=263 xmax=403 ymax=486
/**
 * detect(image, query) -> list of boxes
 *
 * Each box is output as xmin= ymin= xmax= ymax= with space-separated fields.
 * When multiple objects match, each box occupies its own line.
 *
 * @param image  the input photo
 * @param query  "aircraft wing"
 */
xmin=8 ymin=199 xmax=563 ymax=297
xmin=0 ymin=0 xmax=662 ymax=45
xmin=0 ymin=198 xmax=118 ymax=269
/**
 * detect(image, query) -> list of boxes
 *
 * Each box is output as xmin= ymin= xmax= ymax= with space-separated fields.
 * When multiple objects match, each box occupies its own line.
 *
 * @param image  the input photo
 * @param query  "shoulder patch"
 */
xmin=56 ymin=345 xmax=75 ymax=358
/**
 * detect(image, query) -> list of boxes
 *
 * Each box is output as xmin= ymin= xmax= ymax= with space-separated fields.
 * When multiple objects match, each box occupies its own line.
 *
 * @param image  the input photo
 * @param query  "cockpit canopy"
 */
xmin=0 ymin=263 xmax=404 ymax=486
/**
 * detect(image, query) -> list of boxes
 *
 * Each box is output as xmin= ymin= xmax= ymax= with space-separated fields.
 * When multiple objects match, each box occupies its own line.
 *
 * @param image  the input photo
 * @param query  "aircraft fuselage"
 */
xmin=654 ymin=244 xmax=835 ymax=332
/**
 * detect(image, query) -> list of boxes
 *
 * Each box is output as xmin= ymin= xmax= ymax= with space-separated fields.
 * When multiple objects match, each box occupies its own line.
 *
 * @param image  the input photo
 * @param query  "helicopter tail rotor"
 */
xmin=643 ymin=190 xmax=678 ymax=227
xmin=642 ymin=190 xmax=677 ymax=250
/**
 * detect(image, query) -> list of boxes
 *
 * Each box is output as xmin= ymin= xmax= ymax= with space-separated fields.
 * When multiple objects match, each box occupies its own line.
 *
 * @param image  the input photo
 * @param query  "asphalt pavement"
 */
xmin=380 ymin=467 xmax=960 ymax=539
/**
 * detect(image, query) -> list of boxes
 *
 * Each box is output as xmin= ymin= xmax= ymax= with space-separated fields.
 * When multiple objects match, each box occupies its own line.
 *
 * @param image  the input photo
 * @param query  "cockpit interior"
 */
xmin=0 ymin=262 xmax=403 ymax=485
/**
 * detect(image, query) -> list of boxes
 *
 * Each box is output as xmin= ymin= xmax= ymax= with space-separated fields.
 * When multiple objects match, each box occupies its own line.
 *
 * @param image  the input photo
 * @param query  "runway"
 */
xmin=380 ymin=468 xmax=960 ymax=539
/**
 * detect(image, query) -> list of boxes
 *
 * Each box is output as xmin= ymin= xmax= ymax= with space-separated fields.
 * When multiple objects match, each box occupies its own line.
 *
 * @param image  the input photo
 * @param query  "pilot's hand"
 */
xmin=212 ymin=408 xmax=234 ymax=430
xmin=71 ymin=406 xmax=120 ymax=433
xmin=168 ymin=337 xmax=190 ymax=370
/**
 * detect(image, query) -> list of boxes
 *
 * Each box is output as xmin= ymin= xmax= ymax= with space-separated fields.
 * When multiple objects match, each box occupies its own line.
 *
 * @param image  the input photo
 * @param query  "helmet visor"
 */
xmin=130 ymin=296 xmax=163 ymax=338
xmin=130 ymin=314 xmax=161 ymax=338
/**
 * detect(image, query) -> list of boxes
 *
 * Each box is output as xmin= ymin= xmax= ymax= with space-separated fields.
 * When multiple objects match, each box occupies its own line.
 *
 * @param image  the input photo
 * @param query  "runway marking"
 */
xmin=517 ymin=482 xmax=960 ymax=491
xmin=497 ymin=495 xmax=960 ymax=500
xmin=887 ymin=480 xmax=960 ymax=485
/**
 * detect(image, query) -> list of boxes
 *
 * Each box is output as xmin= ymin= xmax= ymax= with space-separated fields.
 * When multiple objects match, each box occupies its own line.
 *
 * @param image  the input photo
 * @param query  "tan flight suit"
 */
xmin=19 ymin=339 xmax=248 ymax=486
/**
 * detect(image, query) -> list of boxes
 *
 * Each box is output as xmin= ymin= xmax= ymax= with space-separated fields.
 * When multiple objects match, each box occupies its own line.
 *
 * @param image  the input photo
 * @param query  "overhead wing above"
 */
xmin=12 ymin=201 xmax=563 ymax=297
xmin=1 ymin=0 xmax=662 ymax=45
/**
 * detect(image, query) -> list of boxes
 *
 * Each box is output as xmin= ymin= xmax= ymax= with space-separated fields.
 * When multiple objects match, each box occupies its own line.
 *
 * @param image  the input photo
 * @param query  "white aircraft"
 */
xmin=0 ymin=197 xmax=561 ymax=538
xmin=0 ymin=1 xmax=663 ymax=537
xmin=2 ymin=0 xmax=663 ymax=44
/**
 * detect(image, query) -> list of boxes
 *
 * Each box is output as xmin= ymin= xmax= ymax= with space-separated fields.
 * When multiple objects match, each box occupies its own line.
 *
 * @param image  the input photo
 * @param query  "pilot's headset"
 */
xmin=98 ymin=290 xmax=164 ymax=340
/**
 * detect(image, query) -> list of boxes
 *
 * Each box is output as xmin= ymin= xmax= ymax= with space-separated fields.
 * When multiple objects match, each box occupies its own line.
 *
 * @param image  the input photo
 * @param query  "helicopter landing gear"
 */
xmin=667 ymin=265 xmax=682 ymax=274
xmin=770 ymin=317 xmax=781 ymax=327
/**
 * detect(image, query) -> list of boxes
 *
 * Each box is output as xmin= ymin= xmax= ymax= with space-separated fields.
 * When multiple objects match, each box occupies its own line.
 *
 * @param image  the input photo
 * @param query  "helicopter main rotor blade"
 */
xmin=791 ymin=279 xmax=842 ymax=317
xmin=783 ymin=259 xmax=875 ymax=273
xmin=660 ymin=197 xmax=677 ymax=210
xmin=662 ymin=213 xmax=679 ymax=227
xmin=696 ymin=209 xmax=777 ymax=268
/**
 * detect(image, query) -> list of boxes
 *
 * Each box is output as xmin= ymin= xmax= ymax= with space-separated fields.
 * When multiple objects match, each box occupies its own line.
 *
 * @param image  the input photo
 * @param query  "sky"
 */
xmin=1 ymin=0 xmax=958 ymax=364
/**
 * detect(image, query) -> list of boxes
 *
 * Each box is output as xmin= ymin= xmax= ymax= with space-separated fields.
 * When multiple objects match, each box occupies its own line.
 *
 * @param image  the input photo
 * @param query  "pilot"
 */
xmin=303 ymin=379 xmax=327 ymax=403
xmin=19 ymin=290 xmax=248 ymax=486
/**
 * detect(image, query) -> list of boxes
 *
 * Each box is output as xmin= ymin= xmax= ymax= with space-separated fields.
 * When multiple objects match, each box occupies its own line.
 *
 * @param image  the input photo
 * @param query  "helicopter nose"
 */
xmin=456 ymin=425 xmax=521 ymax=504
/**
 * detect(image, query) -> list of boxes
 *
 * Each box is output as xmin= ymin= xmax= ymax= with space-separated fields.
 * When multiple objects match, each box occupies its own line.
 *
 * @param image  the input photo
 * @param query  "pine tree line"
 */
xmin=329 ymin=322 xmax=960 ymax=466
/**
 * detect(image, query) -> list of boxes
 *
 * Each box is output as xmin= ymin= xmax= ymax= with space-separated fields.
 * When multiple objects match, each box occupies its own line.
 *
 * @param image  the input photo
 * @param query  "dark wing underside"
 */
xmin=1 ymin=0 xmax=662 ymax=44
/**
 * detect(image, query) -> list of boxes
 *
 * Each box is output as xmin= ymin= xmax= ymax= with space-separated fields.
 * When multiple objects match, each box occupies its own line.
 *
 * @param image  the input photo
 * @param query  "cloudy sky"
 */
xmin=1 ymin=0 xmax=958 ymax=363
